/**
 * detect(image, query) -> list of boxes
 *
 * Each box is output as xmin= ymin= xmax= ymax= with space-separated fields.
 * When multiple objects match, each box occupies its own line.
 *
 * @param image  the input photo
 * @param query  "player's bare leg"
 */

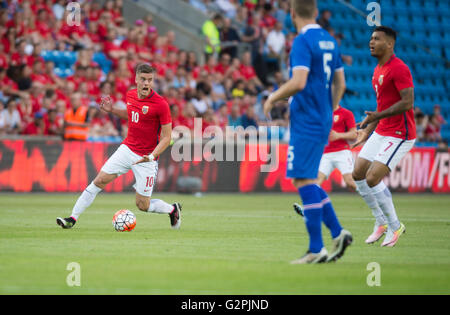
xmin=136 ymin=193 xmax=182 ymax=229
xmin=342 ymin=173 xmax=356 ymax=190
xmin=57 ymin=171 xmax=117 ymax=229
xmin=317 ymin=172 xmax=327 ymax=187
xmin=365 ymin=161 xmax=404 ymax=246
xmin=353 ymin=157 xmax=388 ymax=243
xmin=93 ymin=171 xmax=119 ymax=189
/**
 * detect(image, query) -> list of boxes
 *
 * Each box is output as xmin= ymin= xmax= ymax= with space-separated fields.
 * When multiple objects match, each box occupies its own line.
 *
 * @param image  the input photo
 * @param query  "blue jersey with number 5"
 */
xmin=289 ymin=24 xmax=343 ymax=144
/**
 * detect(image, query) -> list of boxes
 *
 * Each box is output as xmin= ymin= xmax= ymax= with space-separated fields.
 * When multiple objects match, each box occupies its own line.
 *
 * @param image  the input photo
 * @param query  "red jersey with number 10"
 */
xmin=122 ymin=89 xmax=172 ymax=156
xmin=372 ymin=55 xmax=416 ymax=140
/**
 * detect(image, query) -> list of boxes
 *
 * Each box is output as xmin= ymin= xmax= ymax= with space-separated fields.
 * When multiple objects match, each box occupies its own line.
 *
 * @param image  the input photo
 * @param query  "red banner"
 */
xmin=0 ymin=140 xmax=449 ymax=193
xmin=239 ymin=144 xmax=450 ymax=193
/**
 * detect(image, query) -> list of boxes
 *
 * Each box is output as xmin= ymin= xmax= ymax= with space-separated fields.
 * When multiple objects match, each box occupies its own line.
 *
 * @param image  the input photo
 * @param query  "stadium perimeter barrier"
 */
xmin=0 ymin=138 xmax=449 ymax=193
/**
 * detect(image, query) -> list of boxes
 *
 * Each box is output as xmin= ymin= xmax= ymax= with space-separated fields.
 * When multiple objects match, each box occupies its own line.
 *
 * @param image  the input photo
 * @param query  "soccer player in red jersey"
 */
xmin=352 ymin=26 xmax=415 ymax=247
xmin=57 ymin=64 xmax=182 ymax=230
xmin=317 ymin=104 xmax=357 ymax=190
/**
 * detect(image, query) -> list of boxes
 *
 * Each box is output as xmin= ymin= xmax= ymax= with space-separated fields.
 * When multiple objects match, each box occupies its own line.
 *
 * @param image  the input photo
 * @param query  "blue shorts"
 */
xmin=286 ymin=138 xmax=326 ymax=179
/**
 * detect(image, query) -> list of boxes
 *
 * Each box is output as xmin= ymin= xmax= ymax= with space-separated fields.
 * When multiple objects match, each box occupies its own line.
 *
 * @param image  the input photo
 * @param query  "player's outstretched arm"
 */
xmin=329 ymin=127 xmax=357 ymax=142
xmin=100 ymin=95 xmax=128 ymax=120
xmin=134 ymin=123 xmax=172 ymax=164
xmin=332 ymin=70 xmax=346 ymax=109
xmin=359 ymin=87 xmax=414 ymax=128
xmin=374 ymin=87 xmax=414 ymax=120
xmin=263 ymin=68 xmax=308 ymax=118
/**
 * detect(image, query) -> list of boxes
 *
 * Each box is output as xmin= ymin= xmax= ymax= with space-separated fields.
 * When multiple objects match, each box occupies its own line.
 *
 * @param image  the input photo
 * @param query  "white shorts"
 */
xmin=101 ymin=144 xmax=158 ymax=197
xmin=358 ymin=132 xmax=415 ymax=170
xmin=319 ymin=149 xmax=354 ymax=178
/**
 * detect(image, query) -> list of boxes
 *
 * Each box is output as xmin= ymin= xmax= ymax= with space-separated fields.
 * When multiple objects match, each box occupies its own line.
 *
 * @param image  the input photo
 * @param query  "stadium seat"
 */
xmin=325 ymin=0 xmax=449 ymax=141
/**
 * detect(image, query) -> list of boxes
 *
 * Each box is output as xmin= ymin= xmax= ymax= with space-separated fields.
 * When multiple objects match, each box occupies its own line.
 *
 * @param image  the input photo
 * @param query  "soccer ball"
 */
xmin=112 ymin=209 xmax=136 ymax=232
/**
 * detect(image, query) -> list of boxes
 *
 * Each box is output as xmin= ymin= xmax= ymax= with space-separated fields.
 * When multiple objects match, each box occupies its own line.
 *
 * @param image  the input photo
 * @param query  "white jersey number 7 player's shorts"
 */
xmin=358 ymin=132 xmax=415 ymax=170
xmin=101 ymin=144 xmax=158 ymax=197
xmin=319 ymin=149 xmax=354 ymax=178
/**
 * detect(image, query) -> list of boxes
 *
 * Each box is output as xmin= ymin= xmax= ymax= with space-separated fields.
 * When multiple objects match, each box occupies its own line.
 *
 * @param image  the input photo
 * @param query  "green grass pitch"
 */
xmin=0 ymin=192 xmax=449 ymax=294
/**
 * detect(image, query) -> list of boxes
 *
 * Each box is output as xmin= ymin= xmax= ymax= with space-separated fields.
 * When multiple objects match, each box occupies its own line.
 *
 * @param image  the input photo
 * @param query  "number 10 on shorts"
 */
xmin=146 ymin=176 xmax=154 ymax=188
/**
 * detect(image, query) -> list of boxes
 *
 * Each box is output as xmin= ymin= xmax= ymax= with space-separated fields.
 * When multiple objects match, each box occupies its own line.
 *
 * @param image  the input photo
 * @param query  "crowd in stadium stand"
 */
xmin=0 ymin=0 xmax=446 ymax=145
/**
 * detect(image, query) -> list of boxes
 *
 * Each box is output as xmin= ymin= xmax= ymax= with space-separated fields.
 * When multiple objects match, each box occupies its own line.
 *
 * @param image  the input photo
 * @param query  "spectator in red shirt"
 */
xmin=194 ymin=54 xmax=216 ymax=79
xmin=31 ymin=60 xmax=56 ymax=89
xmin=164 ymin=30 xmax=179 ymax=55
xmin=103 ymin=27 xmax=127 ymax=64
xmin=44 ymin=108 xmax=64 ymax=136
xmin=239 ymin=51 xmax=255 ymax=79
xmin=2 ymin=27 xmax=16 ymax=54
xmin=186 ymin=51 xmax=200 ymax=74
xmin=67 ymin=65 xmax=87 ymax=90
xmin=424 ymin=114 xmax=442 ymax=142
xmin=135 ymin=32 xmax=153 ymax=62
xmin=86 ymin=20 xmax=102 ymax=49
xmin=215 ymin=53 xmax=231 ymax=75
xmin=151 ymin=51 xmax=168 ymax=77
xmin=44 ymin=60 xmax=63 ymax=89
xmin=26 ymin=42 xmax=45 ymax=68
xmin=180 ymin=102 xmax=197 ymax=130
xmin=202 ymin=108 xmax=218 ymax=132
xmin=433 ymin=104 xmax=447 ymax=125
xmin=170 ymin=103 xmax=184 ymax=128
xmin=0 ymin=39 xmax=9 ymax=69
xmin=165 ymin=50 xmax=179 ymax=74
xmin=226 ymin=57 xmax=244 ymax=81
xmin=76 ymin=48 xmax=99 ymax=69
xmin=35 ymin=8 xmax=52 ymax=39
xmin=87 ymin=1 xmax=102 ymax=22
xmin=146 ymin=26 xmax=159 ymax=50
xmin=10 ymin=40 xmax=28 ymax=67
xmin=0 ymin=66 xmax=19 ymax=97
xmin=55 ymin=80 xmax=76 ymax=109
xmin=120 ymin=27 xmax=138 ymax=55
xmin=23 ymin=111 xmax=46 ymax=135
xmin=6 ymin=10 xmax=26 ymax=38
xmin=97 ymin=11 xmax=112 ymax=41
xmin=216 ymin=103 xmax=229 ymax=130
xmin=261 ymin=3 xmax=277 ymax=29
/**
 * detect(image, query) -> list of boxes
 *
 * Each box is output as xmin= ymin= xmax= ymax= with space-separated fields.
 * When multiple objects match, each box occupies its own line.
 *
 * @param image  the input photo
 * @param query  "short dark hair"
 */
xmin=135 ymin=63 xmax=155 ymax=75
xmin=213 ymin=14 xmax=223 ymax=21
xmin=291 ymin=0 xmax=317 ymax=19
xmin=374 ymin=26 xmax=397 ymax=41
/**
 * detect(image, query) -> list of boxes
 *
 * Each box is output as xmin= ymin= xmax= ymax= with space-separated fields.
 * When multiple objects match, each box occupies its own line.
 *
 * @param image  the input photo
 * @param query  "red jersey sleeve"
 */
xmin=158 ymin=99 xmax=172 ymax=125
xmin=392 ymin=63 xmax=414 ymax=92
xmin=344 ymin=109 xmax=356 ymax=130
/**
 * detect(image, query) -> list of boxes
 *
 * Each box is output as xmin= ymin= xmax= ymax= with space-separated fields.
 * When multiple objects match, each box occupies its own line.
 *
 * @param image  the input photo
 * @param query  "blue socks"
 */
xmin=318 ymin=187 xmax=342 ymax=239
xmin=298 ymin=184 xmax=343 ymax=253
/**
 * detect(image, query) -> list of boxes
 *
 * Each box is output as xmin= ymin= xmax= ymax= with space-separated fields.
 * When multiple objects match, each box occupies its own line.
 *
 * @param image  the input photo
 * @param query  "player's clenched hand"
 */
xmin=328 ymin=130 xmax=340 ymax=142
xmin=133 ymin=154 xmax=155 ymax=165
xmin=359 ymin=111 xmax=379 ymax=129
xmin=100 ymin=95 xmax=113 ymax=113
xmin=351 ymin=129 xmax=369 ymax=148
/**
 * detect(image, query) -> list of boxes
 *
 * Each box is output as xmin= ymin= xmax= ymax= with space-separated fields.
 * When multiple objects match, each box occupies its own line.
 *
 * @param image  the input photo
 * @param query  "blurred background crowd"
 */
xmin=0 ymin=0 xmax=446 ymax=147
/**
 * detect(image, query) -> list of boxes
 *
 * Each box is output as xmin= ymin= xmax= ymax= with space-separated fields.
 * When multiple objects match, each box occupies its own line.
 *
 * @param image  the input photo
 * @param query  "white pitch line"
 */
xmin=185 ymin=212 xmax=450 ymax=223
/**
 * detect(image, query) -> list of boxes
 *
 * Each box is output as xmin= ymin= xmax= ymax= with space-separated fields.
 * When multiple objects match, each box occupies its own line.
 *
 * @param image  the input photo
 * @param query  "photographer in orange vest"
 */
xmin=64 ymin=92 xmax=89 ymax=140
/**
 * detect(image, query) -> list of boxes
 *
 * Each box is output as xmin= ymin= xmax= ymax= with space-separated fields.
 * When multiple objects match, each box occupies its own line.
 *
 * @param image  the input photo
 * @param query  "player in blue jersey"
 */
xmin=264 ymin=0 xmax=352 ymax=264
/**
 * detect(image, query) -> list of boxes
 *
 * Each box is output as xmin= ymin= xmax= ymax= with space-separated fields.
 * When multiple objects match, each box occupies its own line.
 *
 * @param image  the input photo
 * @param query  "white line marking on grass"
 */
xmin=186 ymin=212 xmax=450 ymax=223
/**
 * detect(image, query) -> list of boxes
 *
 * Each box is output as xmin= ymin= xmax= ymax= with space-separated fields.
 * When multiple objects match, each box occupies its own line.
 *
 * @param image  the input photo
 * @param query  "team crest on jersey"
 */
xmin=378 ymin=75 xmax=384 ymax=86
xmin=334 ymin=115 xmax=339 ymax=122
xmin=142 ymin=106 xmax=149 ymax=114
